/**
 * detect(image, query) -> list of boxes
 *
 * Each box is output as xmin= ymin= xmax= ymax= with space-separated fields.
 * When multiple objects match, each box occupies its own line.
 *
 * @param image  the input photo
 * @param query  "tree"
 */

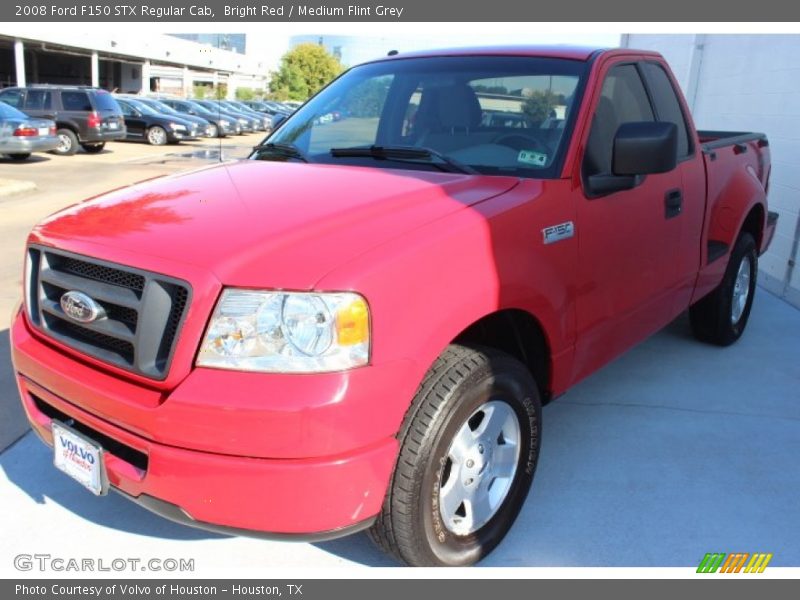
xmin=522 ymin=90 xmax=565 ymax=123
xmin=235 ymin=87 xmax=257 ymax=101
xmin=269 ymin=43 xmax=343 ymax=101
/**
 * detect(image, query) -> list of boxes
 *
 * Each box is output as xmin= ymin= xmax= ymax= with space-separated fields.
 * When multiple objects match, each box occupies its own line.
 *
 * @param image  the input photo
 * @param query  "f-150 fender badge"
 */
xmin=542 ymin=221 xmax=575 ymax=245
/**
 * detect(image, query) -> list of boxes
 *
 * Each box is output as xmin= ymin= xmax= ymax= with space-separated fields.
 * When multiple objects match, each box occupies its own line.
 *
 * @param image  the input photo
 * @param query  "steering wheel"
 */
xmin=492 ymin=132 xmax=549 ymax=154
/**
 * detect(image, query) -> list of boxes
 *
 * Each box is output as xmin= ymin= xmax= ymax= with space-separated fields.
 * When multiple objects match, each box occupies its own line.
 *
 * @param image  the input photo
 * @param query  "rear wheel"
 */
xmin=52 ymin=129 xmax=78 ymax=156
xmin=369 ymin=345 xmax=541 ymax=566
xmin=146 ymin=126 xmax=168 ymax=146
xmin=690 ymin=232 xmax=758 ymax=346
xmin=8 ymin=153 xmax=31 ymax=161
xmin=80 ymin=142 xmax=105 ymax=154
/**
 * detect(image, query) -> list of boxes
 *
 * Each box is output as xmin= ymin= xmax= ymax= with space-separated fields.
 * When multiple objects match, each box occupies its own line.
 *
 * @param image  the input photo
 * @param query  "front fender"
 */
xmin=316 ymin=179 xmax=578 ymax=434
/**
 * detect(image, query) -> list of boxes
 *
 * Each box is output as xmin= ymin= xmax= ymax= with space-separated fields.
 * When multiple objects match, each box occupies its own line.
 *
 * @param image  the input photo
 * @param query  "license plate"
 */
xmin=108 ymin=122 xmax=119 ymax=129
xmin=38 ymin=128 xmax=49 ymax=136
xmin=52 ymin=421 xmax=107 ymax=496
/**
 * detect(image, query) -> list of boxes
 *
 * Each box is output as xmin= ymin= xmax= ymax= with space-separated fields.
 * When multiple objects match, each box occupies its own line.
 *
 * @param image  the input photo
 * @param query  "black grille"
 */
xmin=27 ymin=246 xmax=191 ymax=380
xmin=59 ymin=257 xmax=145 ymax=292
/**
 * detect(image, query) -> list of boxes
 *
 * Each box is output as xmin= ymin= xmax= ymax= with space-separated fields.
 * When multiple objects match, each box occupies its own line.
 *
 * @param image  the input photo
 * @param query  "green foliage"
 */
xmin=192 ymin=83 xmax=209 ymax=99
xmin=269 ymin=43 xmax=344 ymax=101
xmin=235 ymin=87 xmax=257 ymax=101
xmin=214 ymin=83 xmax=228 ymax=100
xmin=522 ymin=90 xmax=564 ymax=123
xmin=473 ymin=84 xmax=509 ymax=95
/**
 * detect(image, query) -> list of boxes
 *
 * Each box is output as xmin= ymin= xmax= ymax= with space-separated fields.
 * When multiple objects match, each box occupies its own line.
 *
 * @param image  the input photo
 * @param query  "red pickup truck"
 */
xmin=11 ymin=47 xmax=777 ymax=566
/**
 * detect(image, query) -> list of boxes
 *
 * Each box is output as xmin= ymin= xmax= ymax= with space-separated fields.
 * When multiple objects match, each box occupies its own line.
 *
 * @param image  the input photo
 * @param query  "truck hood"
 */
xmin=33 ymin=160 xmax=519 ymax=289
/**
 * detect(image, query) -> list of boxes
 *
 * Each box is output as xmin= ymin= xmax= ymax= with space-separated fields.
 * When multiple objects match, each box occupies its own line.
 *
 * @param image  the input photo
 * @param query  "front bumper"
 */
xmin=0 ymin=136 xmax=60 ymax=154
xmin=11 ymin=309 xmax=408 ymax=535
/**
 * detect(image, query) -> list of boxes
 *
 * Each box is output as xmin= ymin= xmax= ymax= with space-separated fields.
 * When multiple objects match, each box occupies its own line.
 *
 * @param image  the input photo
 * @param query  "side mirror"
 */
xmin=271 ymin=114 xmax=287 ymax=130
xmin=613 ymin=121 xmax=678 ymax=176
xmin=586 ymin=121 xmax=678 ymax=196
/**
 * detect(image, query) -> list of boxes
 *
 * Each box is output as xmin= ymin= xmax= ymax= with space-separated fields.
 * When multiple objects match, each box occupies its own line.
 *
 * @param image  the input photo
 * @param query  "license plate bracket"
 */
xmin=52 ymin=420 xmax=108 ymax=496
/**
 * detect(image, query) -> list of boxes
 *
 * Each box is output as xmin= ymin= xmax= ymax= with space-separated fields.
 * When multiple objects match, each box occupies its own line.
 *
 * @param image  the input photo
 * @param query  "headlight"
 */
xmin=169 ymin=122 xmax=187 ymax=131
xmin=220 ymin=119 xmax=230 ymax=126
xmin=197 ymin=289 xmax=370 ymax=373
xmin=238 ymin=117 xmax=247 ymax=124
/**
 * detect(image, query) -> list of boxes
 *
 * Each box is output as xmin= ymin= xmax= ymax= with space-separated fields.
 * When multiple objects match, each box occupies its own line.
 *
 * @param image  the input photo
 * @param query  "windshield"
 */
xmin=144 ymin=99 xmax=180 ymax=115
xmin=262 ymin=55 xmax=587 ymax=178
xmin=127 ymin=99 xmax=160 ymax=116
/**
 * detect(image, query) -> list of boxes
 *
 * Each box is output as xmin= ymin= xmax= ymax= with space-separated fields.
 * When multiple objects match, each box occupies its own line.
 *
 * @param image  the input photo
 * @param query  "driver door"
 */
xmin=571 ymin=61 xmax=685 ymax=382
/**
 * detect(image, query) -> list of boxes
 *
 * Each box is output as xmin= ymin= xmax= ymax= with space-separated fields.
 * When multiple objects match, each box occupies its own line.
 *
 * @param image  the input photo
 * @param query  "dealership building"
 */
xmin=0 ymin=28 xmax=271 ymax=97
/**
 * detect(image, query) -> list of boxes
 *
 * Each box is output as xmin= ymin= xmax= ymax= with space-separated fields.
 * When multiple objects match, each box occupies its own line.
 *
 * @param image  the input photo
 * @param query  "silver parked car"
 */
xmin=0 ymin=102 xmax=59 ymax=160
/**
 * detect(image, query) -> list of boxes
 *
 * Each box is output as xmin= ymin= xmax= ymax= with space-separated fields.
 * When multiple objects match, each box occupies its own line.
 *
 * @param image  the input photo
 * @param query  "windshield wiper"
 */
xmin=329 ymin=145 xmax=478 ymax=175
xmin=252 ymin=142 xmax=309 ymax=163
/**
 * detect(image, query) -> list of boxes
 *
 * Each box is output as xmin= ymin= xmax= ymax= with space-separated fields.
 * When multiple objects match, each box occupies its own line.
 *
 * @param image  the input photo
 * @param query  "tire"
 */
xmin=52 ymin=128 xmax=78 ymax=156
xmin=207 ymin=123 xmax=219 ymax=138
xmin=80 ymin=142 xmax=105 ymax=154
xmin=369 ymin=345 xmax=542 ymax=566
xmin=146 ymin=126 xmax=168 ymax=146
xmin=690 ymin=232 xmax=758 ymax=346
xmin=8 ymin=153 xmax=31 ymax=161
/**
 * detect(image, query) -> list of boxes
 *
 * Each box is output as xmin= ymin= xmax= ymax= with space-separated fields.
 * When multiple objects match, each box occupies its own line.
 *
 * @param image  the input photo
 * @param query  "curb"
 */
xmin=0 ymin=178 xmax=37 ymax=198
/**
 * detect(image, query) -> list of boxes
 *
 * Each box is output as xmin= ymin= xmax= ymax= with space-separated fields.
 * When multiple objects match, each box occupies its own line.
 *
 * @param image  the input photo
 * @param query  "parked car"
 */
xmin=122 ymin=96 xmax=215 ymax=138
xmin=242 ymin=100 xmax=291 ymax=120
xmin=115 ymin=97 xmax=199 ymax=145
xmin=0 ymin=102 xmax=59 ymax=160
xmin=157 ymin=98 xmax=236 ymax=137
xmin=220 ymin=100 xmax=271 ymax=131
xmin=10 ymin=47 xmax=778 ymax=567
xmin=0 ymin=85 xmax=125 ymax=155
xmin=193 ymin=100 xmax=256 ymax=133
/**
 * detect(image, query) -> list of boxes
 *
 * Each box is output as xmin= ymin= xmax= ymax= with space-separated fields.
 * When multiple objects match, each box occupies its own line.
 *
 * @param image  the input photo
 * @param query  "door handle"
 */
xmin=665 ymin=189 xmax=682 ymax=219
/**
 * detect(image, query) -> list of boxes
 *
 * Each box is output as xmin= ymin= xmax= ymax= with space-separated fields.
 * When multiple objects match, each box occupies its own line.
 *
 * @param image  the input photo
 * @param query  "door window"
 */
xmin=583 ymin=64 xmax=655 ymax=178
xmin=641 ymin=62 xmax=692 ymax=158
xmin=24 ymin=90 xmax=51 ymax=111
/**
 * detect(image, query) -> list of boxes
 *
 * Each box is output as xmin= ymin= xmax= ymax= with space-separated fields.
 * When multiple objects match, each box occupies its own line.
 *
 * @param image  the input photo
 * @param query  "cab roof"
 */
xmin=367 ymin=46 xmax=660 ymax=64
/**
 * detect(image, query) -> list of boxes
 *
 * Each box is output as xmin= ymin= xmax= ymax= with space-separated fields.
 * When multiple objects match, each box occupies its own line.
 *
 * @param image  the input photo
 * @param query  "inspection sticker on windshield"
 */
xmin=517 ymin=150 xmax=548 ymax=167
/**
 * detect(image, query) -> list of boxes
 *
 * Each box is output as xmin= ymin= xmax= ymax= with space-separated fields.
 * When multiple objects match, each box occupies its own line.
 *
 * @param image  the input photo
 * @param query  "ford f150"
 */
xmin=11 ymin=47 xmax=778 ymax=566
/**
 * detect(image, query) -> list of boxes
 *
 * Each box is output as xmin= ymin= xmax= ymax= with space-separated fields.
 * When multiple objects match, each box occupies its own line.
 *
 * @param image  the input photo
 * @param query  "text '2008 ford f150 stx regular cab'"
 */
xmin=11 ymin=47 xmax=778 ymax=566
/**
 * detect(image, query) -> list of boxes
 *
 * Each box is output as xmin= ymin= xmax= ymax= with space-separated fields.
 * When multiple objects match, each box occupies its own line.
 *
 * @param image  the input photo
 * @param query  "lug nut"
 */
xmin=465 ymin=478 xmax=473 ymax=485
xmin=466 ymin=459 xmax=474 ymax=468
xmin=478 ymin=444 xmax=484 ymax=454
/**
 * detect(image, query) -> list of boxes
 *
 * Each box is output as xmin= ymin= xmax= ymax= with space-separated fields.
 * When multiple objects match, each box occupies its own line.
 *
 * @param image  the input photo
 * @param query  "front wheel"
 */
xmin=369 ymin=345 xmax=541 ymax=566
xmin=207 ymin=123 xmax=219 ymax=138
xmin=690 ymin=232 xmax=758 ymax=346
xmin=146 ymin=126 xmax=168 ymax=146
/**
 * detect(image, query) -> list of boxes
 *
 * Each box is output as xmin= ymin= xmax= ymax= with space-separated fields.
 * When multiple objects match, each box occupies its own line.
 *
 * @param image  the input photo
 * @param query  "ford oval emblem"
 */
xmin=60 ymin=291 xmax=104 ymax=323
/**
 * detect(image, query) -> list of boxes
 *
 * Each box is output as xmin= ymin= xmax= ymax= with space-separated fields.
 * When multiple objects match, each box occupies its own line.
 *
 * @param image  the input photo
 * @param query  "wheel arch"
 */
xmin=452 ymin=308 xmax=552 ymax=403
